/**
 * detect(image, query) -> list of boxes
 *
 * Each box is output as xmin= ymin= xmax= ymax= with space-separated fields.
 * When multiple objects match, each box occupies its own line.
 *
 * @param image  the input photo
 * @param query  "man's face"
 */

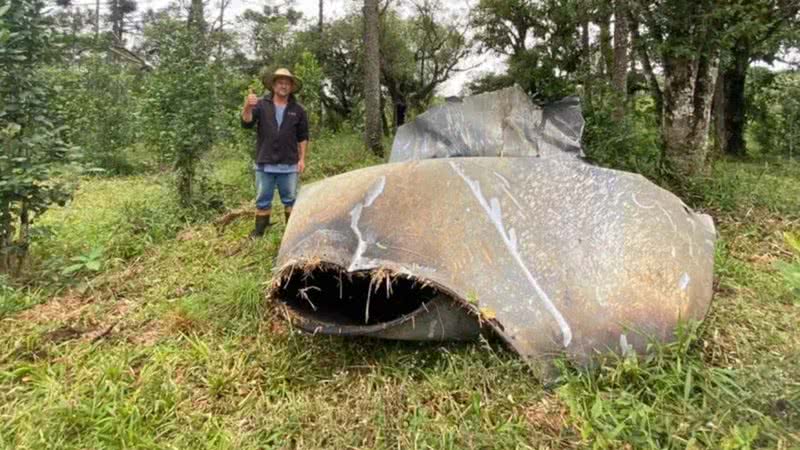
xmin=273 ymin=77 xmax=293 ymax=97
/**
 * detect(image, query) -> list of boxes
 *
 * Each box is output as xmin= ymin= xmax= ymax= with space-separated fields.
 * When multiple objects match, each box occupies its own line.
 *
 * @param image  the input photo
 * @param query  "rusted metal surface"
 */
xmin=269 ymin=86 xmax=716 ymax=367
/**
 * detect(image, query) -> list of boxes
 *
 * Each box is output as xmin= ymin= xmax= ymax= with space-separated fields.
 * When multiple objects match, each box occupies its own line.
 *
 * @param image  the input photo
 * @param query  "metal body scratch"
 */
xmin=349 ymin=176 xmax=387 ymax=271
xmin=450 ymin=161 xmax=573 ymax=347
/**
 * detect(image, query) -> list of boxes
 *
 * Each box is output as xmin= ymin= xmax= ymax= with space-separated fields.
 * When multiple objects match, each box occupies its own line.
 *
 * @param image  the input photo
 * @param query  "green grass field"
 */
xmin=1 ymin=133 xmax=798 ymax=449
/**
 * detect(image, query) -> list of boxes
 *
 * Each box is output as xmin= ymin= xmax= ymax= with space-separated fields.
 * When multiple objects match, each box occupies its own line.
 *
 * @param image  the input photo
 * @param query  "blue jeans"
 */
xmin=255 ymin=171 xmax=298 ymax=211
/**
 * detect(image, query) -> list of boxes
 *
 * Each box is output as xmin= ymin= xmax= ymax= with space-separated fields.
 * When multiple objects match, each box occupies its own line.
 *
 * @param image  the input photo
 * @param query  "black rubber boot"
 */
xmin=249 ymin=214 xmax=271 ymax=238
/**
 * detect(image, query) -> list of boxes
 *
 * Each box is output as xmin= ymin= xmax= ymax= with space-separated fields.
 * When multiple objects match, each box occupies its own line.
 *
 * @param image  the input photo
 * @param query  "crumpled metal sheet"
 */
xmin=389 ymin=87 xmax=584 ymax=162
xmin=270 ymin=86 xmax=716 ymax=366
xmin=271 ymin=158 xmax=716 ymax=364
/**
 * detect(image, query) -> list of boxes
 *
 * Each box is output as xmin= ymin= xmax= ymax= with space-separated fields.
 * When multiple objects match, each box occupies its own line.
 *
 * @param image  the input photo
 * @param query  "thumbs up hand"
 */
xmin=245 ymin=89 xmax=258 ymax=110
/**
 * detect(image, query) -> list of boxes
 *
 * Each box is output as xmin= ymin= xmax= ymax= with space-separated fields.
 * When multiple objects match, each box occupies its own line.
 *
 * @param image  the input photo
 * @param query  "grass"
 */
xmin=1 ymin=135 xmax=799 ymax=448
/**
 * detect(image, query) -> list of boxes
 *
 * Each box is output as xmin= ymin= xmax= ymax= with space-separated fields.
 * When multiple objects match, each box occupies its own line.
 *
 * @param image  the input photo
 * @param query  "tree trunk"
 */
xmin=188 ymin=0 xmax=205 ymax=33
xmin=612 ymin=0 xmax=629 ymax=120
xmin=15 ymin=204 xmax=29 ymax=276
xmin=217 ymin=0 xmax=225 ymax=59
xmin=581 ymin=7 xmax=592 ymax=110
xmin=363 ymin=0 xmax=383 ymax=156
xmin=177 ymin=154 xmax=195 ymax=206
xmin=629 ymin=12 xmax=662 ymax=123
xmin=95 ymin=0 xmax=100 ymax=40
xmin=380 ymin=93 xmax=390 ymax=137
xmin=598 ymin=6 xmax=613 ymax=81
xmin=713 ymin=43 xmax=749 ymax=157
xmin=662 ymin=54 xmax=719 ymax=177
xmin=0 ymin=201 xmax=10 ymax=273
xmin=318 ymin=0 xmax=325 ymax=130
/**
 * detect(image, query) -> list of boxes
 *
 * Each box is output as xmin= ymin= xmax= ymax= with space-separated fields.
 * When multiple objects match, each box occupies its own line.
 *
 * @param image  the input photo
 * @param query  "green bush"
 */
xmin=747 ymin=69 xmax=800 ymax=160
xmin=0 ymin=0 xmax=77 ymax=273
xmin=582 ymin=93 xmax=664 ymax=181
xmin=139 ymin=17 xmax=217 ymax=206
xmin=47 ymin=57 xmax=143 ymax=175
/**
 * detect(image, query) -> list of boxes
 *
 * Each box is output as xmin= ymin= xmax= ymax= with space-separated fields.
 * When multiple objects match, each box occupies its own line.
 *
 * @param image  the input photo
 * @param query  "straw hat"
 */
xmin=263 ymin=68 xmax=303 ymax=93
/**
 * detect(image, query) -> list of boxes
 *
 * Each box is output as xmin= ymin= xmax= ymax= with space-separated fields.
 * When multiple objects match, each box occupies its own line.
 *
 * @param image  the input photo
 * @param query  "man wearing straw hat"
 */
xmin=241 ymin=67 xmax=309 ymax=238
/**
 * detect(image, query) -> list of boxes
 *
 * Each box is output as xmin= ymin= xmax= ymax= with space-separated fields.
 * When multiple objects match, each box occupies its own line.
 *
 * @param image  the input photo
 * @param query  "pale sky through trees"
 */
xmin=126 ymin=0 xmax=503 ymax=95
xmin=223 ymin=0 xmax=502 ymax=96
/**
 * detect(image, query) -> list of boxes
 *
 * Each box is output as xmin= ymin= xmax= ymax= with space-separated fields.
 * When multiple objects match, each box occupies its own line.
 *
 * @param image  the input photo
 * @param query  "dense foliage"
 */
xmin=0 ymin=0 xmax=76 ymax=273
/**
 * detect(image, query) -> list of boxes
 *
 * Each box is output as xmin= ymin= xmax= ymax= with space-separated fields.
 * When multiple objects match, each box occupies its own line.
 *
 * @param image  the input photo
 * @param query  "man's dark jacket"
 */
xmin=241 ymin=94 xmax=309 ymax=165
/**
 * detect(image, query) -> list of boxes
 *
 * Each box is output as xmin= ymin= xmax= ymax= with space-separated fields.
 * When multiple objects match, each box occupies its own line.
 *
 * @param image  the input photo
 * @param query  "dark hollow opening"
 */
xmin=276 ymin=265 xmax=441 ymax=326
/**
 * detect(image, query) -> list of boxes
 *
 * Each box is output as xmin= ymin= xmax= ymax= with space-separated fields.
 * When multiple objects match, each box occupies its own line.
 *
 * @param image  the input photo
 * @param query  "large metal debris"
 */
xmin=390 ymin=87 xmax=584 ymax=162
xmin=269 ymin=85 xmax=716 ymax=367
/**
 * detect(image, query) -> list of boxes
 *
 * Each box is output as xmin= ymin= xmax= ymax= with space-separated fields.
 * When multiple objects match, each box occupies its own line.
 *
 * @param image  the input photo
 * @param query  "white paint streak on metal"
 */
xmin=619 ymin=334 xmax=633 ymax=356
xmin=427 ymin=319 xmax=438 ymax=338
xmin=364 ymin=176 xmax=386 ymax=207
xmin=679 ymin=273 xmax=690 ymax=291
xmin=659 ymin=205 xmax=677 ymax=232
xmin=449 ymin=161 xmax=573 ymax=347
xmin=493 ymin=171 xmax=511 ymax=189
xmin=631 ymin=192 xmax=655 ymax=209
xmin=348 ymin=176 xmax=387 ymax=272
xmin=686 ymin=216 xmax=697 ymax=232
xmin=595 ymin=286 xmax=607 ymax=307
xmin=500 ymin=184 xmax=525 ymax=213
xmin=348 ymin=204 xmax=367 ymax=272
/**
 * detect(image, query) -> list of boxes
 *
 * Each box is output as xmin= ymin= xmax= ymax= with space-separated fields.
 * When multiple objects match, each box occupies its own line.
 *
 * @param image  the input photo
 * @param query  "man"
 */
xmin=241 ymin=68 xmax=309 ymax=238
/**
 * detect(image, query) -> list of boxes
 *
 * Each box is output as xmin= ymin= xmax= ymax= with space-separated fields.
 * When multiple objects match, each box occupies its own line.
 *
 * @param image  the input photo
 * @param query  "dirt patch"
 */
xmin=722 ymin=212 xmax=799 ymax=267
xmin=11 ymin=292 xmax=142 ymax=346
xmin=523 ymin=395 xmax=577 ymax=447
xmin=16 ymin=293 xmax=91 ymax=324
xmin=43 ymin=325 xmax=85 ymax=344
xmin=126 ymin=320 xmax=168 ymax=346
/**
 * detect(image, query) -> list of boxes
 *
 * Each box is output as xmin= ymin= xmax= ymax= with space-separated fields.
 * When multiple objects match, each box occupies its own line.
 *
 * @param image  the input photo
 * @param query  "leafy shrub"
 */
xmin=47 ymin=57 xmax=142 ymax=175
xmin=0 ymin=0 xmax=77 ymax=273
xmin=747 ymin=69 xmax=800 ymax=160
xmin=582 ymin=93 xmax=664 ymax=182
xmin=293 ymin=51 xmax=324 ymax=133
xmin=140 ymin=17 xmax=217 ymax=206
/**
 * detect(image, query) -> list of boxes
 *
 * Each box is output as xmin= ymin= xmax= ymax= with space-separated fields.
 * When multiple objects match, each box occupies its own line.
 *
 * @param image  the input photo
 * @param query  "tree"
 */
xmin=52 ymin=2 xmax=96 ymax=61
xmin=140 ymin=4 xmax=216 ymax=205
xmin=471 ymin=0 xmax=583 ymax=102
xmin=0 ymin=0 xmax=75 ymax=272
xmin=611 ymin=0 xmax=629 ymax=120
xmin=363 ymin=0 xmax=383 ymax=156
xmin=52 ymin=57 xmax=139 ymax=174
xmin=747 ymin=69 xmax=800 ymax=159
xmin=629 ymin=0 xmax=728 ymax=177
xmin=238 ymin=4 xmax=302 ymax=71
xmin=107 ymin=0 xmax=137 ymax=43
xmin=293 ymin=51 xmax=324 ymax=133
xmin=314 ymin=16 xmax=363 ymax=122
xmin=380 ymin=0 xmax=470 ymax=128
xmin=712 ymin=0 xmax=799 ymax=157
